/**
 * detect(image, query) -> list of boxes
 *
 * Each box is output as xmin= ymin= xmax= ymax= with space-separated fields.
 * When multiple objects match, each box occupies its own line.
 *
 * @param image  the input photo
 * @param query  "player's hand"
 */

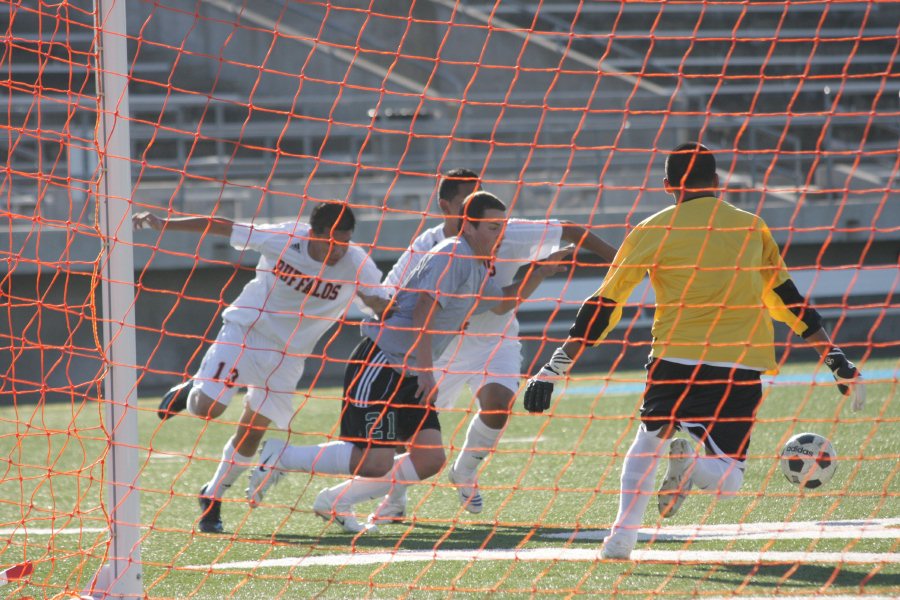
xmin=359 ymin=293 xmax=394 ymax=320
xmin=415 ymin=370 xmax=438 ymax=405
xmin=534 ymin=245 xmax=574 ymax=278
xmin=523 ymin=377 xmax=554 ymax=413
xmin=133 ymin=211 xmax=164 ymax=231
xmin=824 ymin=347 xmax=866 ymax=411
xmin=523 ymin=347 xmax=574 ymax=413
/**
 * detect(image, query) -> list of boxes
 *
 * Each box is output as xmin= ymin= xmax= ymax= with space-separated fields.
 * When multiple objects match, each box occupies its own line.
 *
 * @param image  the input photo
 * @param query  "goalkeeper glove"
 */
xmin=824 ymin=347 xmax=866 ymax=411
xmin=524 ymin=348 xmax=574 ymax=413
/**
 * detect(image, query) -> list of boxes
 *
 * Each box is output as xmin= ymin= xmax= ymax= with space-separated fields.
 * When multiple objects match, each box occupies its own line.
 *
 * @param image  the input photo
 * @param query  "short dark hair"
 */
xmin=438 ymin=168 xmax=479 ymax=201
xmin=310 ymin=202 xmax=355 ymax=234
xmin=665 ymin=142 xmax=717 ymax=190
xmin=461 ymin=191 xmax=506 ymax=230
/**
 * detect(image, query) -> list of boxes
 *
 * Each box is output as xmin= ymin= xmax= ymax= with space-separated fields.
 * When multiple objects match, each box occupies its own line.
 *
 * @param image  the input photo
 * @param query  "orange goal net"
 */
xmin=2 ymin=1 xmax=898 ymax=598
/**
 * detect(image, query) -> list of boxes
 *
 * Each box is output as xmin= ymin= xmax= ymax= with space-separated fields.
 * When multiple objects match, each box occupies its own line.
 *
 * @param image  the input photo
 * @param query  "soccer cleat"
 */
xmin=158 ymin=380 xmax=192 ymax=420
xmin=312 ymin=487 xmax=368 ymax=534
xmin=600 ymin=533 xmax=636 ymax=560
xmin=658 ymin=438 xmax=696 ymax=518
xmin=197 ymin=484 xmax=224 ymax=534
xmin=246 ymin=438 xmax=286 ymax=507
xmin=367 ymin=494 xmax=407 ymax=526
xmin=448 ymin=465 xmax=483 ymax=514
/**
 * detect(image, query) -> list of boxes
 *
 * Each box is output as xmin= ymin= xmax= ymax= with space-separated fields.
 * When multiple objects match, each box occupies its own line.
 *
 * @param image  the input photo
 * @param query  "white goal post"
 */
xmin=93 ymin=0 xmax=142 ymax=597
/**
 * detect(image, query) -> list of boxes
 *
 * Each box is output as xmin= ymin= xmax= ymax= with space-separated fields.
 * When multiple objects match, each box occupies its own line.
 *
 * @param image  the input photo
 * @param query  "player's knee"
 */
xmin=186 ymin=388 xmax=205 ymax=416
xmin=477 ymin=385 xmax=515 ymax=428
xmin=187 ymin=389 xmax=225 ymax=419
xmin=354 ymin=452 xmax=395 ymax=478
xmin=410 ymin=447 xmax=445 ymax=480
xmin=477 ymin=410 xmax=508 ymax=429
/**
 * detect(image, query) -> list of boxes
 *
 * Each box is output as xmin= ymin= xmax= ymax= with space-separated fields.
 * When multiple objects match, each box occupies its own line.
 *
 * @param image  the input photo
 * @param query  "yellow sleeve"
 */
xmin=570 ymin=228 xmax=650 ymax=345
xmin=759 ymin=223 xmax=822 ymax=337
xmin=597 ymin=228 xmax=652 ymax=304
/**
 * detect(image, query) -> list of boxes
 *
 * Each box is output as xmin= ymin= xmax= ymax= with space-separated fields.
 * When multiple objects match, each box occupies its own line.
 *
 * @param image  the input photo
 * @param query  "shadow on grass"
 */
xmin=699 ymin=563 xmax=899 ymax=591
xmin=242 ymin=521 xmax=580 ymax=552
xmin=236 ymin=519 xmax=899 ymax=592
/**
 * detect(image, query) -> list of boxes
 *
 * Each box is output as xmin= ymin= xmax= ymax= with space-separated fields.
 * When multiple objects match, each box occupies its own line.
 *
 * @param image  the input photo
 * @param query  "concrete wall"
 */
xmin=3 ymin=253 xmax=895 ymax=408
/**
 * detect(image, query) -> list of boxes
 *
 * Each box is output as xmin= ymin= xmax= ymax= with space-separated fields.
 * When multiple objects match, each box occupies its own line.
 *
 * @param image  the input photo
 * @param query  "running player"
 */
xmin=523 ymin=142 xmax=865 ymax=560
xmin=367 ymin=169 xmax=617 ymax=523
xmin=134 ymin=202 xmax=388 ymax=533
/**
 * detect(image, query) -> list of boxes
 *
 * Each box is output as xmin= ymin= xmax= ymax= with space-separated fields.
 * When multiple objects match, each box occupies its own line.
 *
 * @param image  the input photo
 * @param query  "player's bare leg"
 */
xmin=187 ymin=387 xmax=228 ymax=420
xmin=159 ymin=383 xmax=228 ymax=421
xmin=313 ymin=435 xmax=443 ymax=533
xmin=312 ymin=428 xmax=444 ymax=531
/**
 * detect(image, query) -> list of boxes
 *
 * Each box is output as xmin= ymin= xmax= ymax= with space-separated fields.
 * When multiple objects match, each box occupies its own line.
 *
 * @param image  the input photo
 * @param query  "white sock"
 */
xmin=384 ymin=454 xmax=422 ymax=505
xmin=280 ymin=441 xmax=353 ymax=474
xmin=205 ymin=441 xmax=256 ymax=499
xmin=690 ymin=455 xmax=744 ymax=496
xmin=453 ymin=415 xmax=503 ymax=479
xmin=610 ymin=428 xmax=669 ymax=540
xmin=327 ymin=455 xmax=423 ymax=509
xmin=326 ymin=477 xmax=391 ymax=508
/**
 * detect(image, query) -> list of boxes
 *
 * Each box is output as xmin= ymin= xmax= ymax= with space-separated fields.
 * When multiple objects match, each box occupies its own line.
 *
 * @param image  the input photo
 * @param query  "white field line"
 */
xmin=148 ymin=452 xmax=189 ymax=461
xmin=499 ymin=436 xmax=546 ymax=444
xmin=188 ymin=547 xmax=900 ymax=571
xmin=0 ymin=527 xmax=107 ymax=536
xmin=186 ymin=518 xmax=900 ymax=571
xmin=542 ymin=518 xmax=900 ymax=542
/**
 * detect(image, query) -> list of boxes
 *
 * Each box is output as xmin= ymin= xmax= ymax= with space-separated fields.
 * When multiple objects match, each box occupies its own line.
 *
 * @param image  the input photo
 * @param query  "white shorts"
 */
xmin=192 ymin=321 xmax=305 ymax=429
xmin=432 ymin=335 xmax=522 ymax=410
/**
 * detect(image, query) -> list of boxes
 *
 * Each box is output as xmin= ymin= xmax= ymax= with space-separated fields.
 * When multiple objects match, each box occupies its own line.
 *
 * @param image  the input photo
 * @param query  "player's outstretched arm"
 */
xmin=560 ymin=221 xmax=617 ymax=263
xmin=490 ymin=246 xmax=573 ymax=314
xmin=524 ymin=222 xmax=639 ymax=414
xmin=760 ymin=237 xmax=866 ymax=412
xmin=806 ymin=328 xmax=866 ymax=411
xmin=133 ymin=212 xmax=234 ymax=237
xmin=523 ymin=290 xmax=621 ymax=413
xmin=357 ymin=292 xmax=393 ymax=320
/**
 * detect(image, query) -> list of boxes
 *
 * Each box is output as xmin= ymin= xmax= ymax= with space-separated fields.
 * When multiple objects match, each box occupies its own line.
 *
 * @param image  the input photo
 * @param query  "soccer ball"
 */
xmin=780 ymin=433 xmax=837 ymax=489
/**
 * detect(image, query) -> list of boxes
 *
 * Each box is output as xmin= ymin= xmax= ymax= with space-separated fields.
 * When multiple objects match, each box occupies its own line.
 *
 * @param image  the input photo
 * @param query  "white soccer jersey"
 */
xmin=222 ymin=222 xmax=384 ymax=355
xmin=385 ymin=219 xmax=563 ymax=336
xmin=471 ymin=218 xmax=563 ymax=335
xmin=383 ymin=224 xmax=446 ymax=291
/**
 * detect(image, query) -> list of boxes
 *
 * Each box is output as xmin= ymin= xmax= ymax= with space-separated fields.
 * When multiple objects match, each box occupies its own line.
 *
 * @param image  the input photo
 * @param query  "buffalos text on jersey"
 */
xmin=275 ymin=258 xmax=342 ymax=300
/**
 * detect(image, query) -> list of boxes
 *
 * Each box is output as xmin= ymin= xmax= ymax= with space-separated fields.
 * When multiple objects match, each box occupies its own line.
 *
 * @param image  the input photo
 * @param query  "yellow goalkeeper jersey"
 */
xmin=591 ymin=196 xmax=815 ymax=373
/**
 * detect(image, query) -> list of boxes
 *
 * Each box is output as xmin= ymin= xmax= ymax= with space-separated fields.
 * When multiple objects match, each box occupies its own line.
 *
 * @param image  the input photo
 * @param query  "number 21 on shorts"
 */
xmin=365 ymin=410 xmax=396 ymax=440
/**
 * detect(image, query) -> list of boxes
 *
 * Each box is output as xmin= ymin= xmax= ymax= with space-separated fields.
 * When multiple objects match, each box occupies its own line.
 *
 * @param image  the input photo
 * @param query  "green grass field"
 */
xmin=1 ymin=359 xmax=898 ymax=599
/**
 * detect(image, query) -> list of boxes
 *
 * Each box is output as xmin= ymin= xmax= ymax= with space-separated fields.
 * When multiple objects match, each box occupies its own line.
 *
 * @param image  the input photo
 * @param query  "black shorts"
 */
xmin=640 ymin=359 xmax=763 ymax=462
xmin=340 ymin=338 xmax=441 ymax=449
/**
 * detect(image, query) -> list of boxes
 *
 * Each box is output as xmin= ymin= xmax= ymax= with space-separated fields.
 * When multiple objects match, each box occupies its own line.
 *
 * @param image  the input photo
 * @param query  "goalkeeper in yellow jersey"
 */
xmin=523 ymin=142 xmax=866 ymax=560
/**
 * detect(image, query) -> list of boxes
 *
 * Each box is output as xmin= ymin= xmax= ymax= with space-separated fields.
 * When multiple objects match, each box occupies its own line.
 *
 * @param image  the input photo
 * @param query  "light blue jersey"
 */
xmin=362 ymin=236 xmax=501 ymax=367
